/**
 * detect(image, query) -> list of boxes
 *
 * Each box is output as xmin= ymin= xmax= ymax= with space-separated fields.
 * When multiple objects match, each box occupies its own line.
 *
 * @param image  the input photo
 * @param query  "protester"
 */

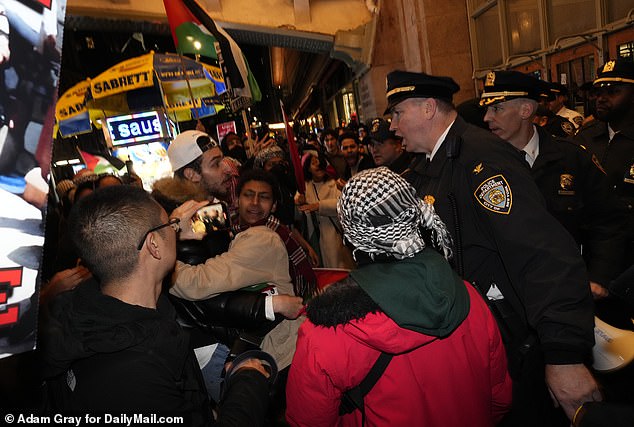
xmin=41 ymin=185 xmax=273 ymax=426
xmin=170 ymin=169 xmax=311 ymax=370
xmin=296 ymin=151 xmax=356 ymax=270
xmin=253 ymin=144 xmax=320 ymax=266
xmin=338 ymin=131 xmax=375 ymax=181
xmin=322 ymin=128 xmax=346 ymax=179
xmin=286 ymin=168 xmax=513 ymax=426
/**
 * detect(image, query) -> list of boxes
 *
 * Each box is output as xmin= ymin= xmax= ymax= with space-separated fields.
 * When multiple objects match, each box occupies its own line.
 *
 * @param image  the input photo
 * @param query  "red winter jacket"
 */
xmin=286 ymin=282 xmax=512 ymax=427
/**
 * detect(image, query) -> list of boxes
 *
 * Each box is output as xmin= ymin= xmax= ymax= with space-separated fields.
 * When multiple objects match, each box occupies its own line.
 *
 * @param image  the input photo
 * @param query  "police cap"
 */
xmin=550 ymin=82 xmax=569 ymax=97
xmin=594 ymin=59 xmax=634 ymax=87
xmin=370 ymin=118 xmax=402 ymax=144
xmin=385 ymin=70 xmax=460 ymax=114
xmin=479 ymin=70 xmax=544 ymax=106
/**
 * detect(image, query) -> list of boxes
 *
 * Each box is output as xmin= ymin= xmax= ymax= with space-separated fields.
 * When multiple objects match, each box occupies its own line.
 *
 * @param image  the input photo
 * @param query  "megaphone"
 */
xmin=592 ymin=316 xmax=634 ymax=372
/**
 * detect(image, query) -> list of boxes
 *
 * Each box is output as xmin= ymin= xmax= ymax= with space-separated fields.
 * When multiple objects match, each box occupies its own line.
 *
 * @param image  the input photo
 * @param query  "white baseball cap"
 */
xmin=168 ymin=130 xmax=219 ymax=172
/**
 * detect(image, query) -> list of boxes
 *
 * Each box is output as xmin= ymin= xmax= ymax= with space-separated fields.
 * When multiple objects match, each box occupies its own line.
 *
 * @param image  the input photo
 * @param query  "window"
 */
xmin=475 ymin=5 xmax=503 ymax=67
xmin=618 ymin=42 xmax=634 ymax=61
xmin=607 ymin=1 xmax=632 ymax=23
xmin=507 ymin=0 xmax=542 ymax=55
xmin=547 ymin=0 xmax=597 ymax=44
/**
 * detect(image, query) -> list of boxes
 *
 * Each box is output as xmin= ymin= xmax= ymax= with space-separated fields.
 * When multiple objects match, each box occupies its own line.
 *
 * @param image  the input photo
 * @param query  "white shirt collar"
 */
xmin=428 ymin=119 xmax=456 ymax=161
xmin=523 ymin=125 xmax=540 ymax=167
xmin=608 ymin=124 xmax=617 ymax=141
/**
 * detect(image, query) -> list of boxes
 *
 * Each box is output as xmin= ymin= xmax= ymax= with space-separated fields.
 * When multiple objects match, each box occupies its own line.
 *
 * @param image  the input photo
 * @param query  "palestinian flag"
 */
xmin=163 ymin=0 xmax=261 ymax=102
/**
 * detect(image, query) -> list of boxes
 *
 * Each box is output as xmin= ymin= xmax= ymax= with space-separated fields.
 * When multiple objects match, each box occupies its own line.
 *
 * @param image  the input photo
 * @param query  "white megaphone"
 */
xmin=592 ymin=316 xmax=634 ymax=372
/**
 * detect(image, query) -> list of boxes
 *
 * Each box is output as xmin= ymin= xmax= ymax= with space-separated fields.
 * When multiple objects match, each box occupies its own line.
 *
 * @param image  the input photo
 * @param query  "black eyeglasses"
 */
xmin=136 ymin=218 xmax=181 ymax=250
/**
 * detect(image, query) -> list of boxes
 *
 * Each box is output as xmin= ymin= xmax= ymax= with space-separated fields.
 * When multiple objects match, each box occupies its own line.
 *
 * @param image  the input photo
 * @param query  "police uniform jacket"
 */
xmin=575 ymin=121 xmax=634 ymax=239
xmin=403 ymin=116 xmax=594 ymax=367
xmin=532 ymin=125 xmax=626 ymax=285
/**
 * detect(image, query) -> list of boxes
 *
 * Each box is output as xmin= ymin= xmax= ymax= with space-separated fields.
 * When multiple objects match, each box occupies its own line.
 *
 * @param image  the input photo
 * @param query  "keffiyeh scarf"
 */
xmin=337 ymin=167 xmax=453 ymax=261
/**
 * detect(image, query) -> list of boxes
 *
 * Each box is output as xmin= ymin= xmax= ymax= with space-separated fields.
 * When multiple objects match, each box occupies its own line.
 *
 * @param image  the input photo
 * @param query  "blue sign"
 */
xmin=106 ymin=111 xmax=167 ymax=147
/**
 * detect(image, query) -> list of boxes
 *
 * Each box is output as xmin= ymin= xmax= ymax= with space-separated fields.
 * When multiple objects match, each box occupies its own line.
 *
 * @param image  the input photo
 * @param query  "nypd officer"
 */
xmin=481 ymin=70 xmax=626 ymax=300
xmin=575 ymin=59 xmax=634 ymax=272
xmin=386 ymin=70 xmax=600 ymax=426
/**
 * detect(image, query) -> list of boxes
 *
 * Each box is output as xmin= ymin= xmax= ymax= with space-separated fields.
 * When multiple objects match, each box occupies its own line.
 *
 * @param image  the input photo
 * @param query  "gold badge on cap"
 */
xmin=473 ymin=163 xmax=484 ymax=174
xmin=474 ymin=174 xmax=512 ymax=214
xmin=603 ymin=61 xmax=615 ymax=73
xmin=423 ymin=195 xmax=435 ymax=205
xmin=558 ymin=174 xmax=575 ymax=195
xmin=485 ymin=72 xmax=496 ymax=87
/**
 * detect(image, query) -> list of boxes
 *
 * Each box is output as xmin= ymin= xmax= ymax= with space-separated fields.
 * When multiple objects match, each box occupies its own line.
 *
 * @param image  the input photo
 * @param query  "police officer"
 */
xmin=386 ymin=70 xmax=600 ymax=426
xmin=368 ymin=118 xmax=411 ymax=174
xmin=534 ymin=104 xmax=576 ymax=138
xmin=481 ymin=70 xmax=626 ymax=299
xmin=549 ymin=82 xmax=584 ymax=130
xmin=575 ymin=59 xmax=634 ymax=272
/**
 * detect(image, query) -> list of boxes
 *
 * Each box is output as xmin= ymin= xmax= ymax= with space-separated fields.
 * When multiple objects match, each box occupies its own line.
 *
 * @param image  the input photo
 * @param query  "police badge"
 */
xmin=474 ymin=174 xmax=512 ymax=214
xmin=558 ymin=174 xmax=575 ymax=195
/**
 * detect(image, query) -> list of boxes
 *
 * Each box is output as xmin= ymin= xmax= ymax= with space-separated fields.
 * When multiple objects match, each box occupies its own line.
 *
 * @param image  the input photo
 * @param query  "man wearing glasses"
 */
xmin=41 ymin=185 xmax=273 ymax=425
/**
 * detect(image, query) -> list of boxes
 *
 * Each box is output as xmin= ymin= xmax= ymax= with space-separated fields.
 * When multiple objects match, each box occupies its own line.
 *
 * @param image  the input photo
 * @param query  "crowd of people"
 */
xmin=34 ymin=58 xmax=634 ymax=426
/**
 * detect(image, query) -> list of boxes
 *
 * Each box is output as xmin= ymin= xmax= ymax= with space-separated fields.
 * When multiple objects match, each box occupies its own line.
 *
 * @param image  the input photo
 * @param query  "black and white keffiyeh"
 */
xmin=337 ymin=167 xmax=453 ymax=261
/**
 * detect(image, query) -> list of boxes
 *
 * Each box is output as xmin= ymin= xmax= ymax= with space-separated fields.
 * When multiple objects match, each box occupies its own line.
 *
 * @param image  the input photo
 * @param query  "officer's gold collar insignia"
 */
xmin=423 ymin=195 xmax=435 ymax=205
xmin=474 ymin=175 xmax=512 ymax=214
xmin=473 ymin=163 xmax=484 ymax=174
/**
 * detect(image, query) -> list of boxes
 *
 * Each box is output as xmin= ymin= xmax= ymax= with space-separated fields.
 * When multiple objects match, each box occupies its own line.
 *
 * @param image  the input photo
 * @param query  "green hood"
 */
xmin=350 ymin=250 xmax=469 ymax=337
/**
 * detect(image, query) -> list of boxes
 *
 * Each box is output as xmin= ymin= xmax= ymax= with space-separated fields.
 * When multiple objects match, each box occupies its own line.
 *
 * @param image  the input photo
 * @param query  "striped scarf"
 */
xmin=232 ymin=216 xmax=317 ymax=301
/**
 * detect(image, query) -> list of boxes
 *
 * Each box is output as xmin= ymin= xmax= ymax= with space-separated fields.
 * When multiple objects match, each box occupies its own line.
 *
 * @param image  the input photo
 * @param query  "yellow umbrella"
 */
xmin=87 ymin=51 xmax=226 ymax=120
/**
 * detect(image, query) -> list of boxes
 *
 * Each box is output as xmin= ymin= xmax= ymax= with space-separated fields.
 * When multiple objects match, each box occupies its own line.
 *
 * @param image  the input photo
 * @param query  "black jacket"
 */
xmin=575 ymin=120 xmax=634 ymax=241
xmin=403 ymin=116 xmax=594 ymax=367
xmin=41 ymin=279 xmax=271 ymax=426
xmin=41 ymin=279 xmax=213 ymax=426
xmin=389 ymin=151 xmax=412 ymax=175
xmin=532 ymin=126 xmax=627 ymax=285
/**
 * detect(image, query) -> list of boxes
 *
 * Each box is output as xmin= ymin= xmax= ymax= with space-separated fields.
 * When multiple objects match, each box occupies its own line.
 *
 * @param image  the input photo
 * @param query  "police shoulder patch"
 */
xmin=561 ymin=121 xmax=574 ymax=136
xmin=474 ymin=174 xmax=512 ymax=214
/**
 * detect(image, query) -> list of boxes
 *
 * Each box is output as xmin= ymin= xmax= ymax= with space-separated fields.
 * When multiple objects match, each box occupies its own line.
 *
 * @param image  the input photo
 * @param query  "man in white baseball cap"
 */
xmin=166 ymin=130 xmax=233 ymax=201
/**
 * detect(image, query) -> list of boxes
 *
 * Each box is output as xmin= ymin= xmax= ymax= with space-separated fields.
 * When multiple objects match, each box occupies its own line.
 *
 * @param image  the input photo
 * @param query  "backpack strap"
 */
xmin=339 ymin=352 xmax=394 ymax=423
